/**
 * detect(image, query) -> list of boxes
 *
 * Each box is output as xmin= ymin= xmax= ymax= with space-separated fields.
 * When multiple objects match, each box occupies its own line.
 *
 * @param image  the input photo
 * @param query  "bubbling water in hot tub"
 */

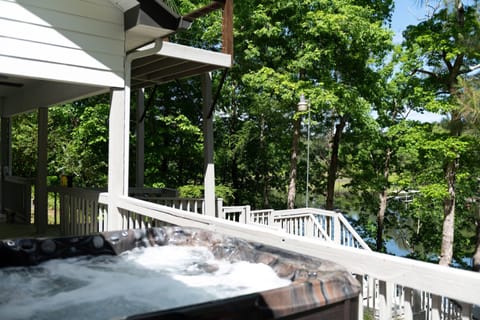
xmin=0 ymin=245 xmax=290 ymax=320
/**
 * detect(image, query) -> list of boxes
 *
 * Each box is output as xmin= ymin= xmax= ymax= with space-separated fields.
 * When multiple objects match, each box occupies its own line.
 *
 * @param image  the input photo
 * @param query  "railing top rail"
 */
xmin=48 ymin=186 xmax=105 ymax=199
xmin=4 ymin=176 xmax=35 ymax=184
xmin=251 ymin=209 xmax=274 ymax=214
xmin=49 ymin=187 xmax=204 ymax=205
xmin=128 ymin=187 xmax=178 ymax=197
xmin=223 ymin=206 xmax=250 ymax=213
xmin=275 ymin=207 xmax=339 ymax=217
xmin=134 ymin=197 xmax=204 ymax=201
xmin=273 ymin=212 xmax=318 ymax=219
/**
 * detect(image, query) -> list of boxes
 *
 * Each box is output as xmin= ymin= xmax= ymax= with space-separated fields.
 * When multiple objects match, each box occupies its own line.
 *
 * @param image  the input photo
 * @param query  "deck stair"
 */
xmin=222 ymin=206 xmax=371 ymax=250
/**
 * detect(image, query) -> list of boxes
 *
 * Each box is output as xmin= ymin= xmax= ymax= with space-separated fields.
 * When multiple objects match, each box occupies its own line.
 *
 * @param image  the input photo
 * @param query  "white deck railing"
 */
xmin=108 ymin=196 xmax=480 ymax=320
xmin=48 ymin=186 xmax=207 ymax=231
xmin=224 ymin=206 xmax=370 ymax=250
xmin=48 ymin=186 xmax=107 ymax=235
xmin=48 ymin=188 xmax=480 ymax=320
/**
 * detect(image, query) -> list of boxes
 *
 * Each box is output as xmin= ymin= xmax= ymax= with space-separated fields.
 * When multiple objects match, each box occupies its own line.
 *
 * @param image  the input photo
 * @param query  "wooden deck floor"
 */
xmin=0 ymin=223 xmax=61 ymax=239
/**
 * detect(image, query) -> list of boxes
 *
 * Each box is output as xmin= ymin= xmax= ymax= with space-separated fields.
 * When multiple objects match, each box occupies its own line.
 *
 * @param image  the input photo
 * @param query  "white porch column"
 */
xmin=136 ymin=88 xmax=145 ymax=188
xmin=35 ymin=107 xmax=48 ymax=234
xmin=202 ymin=73 xmax=216 ymax=217
xmin=108 ymin=88 xmax=129 ymax=230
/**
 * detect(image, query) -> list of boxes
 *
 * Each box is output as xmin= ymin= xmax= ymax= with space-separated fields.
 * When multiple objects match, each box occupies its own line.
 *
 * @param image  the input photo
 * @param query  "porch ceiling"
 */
xmin=131 ymin=41 xmax=231 ymax=88
xmin=0 ymin=41 xmax=231 ymax=117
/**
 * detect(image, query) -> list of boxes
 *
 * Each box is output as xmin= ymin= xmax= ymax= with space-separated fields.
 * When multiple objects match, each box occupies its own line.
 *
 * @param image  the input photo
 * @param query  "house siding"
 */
xmin=0 ymin=0 xmax=125 ymax=87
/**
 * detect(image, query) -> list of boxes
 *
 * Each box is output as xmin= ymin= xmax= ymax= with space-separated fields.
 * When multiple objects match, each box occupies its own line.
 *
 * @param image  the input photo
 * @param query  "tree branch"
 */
xmin=411 ymin=68 xmax=440 ymax=79
xmin=442 ymin=50 xmax=453 ymax=73
xmin=470 ymin=64 xmax=480 ymax=72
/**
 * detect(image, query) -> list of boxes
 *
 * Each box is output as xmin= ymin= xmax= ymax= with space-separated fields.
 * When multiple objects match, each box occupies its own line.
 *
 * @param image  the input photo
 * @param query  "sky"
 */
xmin=392 ymin=1 xmax=426 ymax=44
xmin=390 ymin=1 xmax=445 ymax=122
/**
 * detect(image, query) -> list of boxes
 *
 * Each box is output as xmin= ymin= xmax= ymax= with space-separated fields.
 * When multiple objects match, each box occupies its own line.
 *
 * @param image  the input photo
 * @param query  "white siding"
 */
xmin=0 ymin=0 xmax=125 ymax=87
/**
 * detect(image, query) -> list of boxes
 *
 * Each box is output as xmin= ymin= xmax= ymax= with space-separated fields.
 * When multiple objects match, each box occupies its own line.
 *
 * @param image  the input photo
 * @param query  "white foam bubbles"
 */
xmin=0 ymin=245 xmax=290 ymax=320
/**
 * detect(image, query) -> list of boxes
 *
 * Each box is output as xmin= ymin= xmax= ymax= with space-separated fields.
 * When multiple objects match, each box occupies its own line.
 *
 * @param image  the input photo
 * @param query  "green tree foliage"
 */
xmin=401 ymin=0 xmax=480 ymax=265
xmin=12 ymin=112 xmax=37 ymax=178
xmin=225 ymin=0 xmax=394 ymax=209
xmin=137 ymin=82 xmax=205 ymax=188
xmin=50 ymin=100 xmax=110 ymax=187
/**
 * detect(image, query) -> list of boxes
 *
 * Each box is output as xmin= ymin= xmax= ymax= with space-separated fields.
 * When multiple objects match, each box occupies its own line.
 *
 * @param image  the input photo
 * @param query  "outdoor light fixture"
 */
xmin=297 ymin=94 xmax=308 ymax=112
xmin=298 ymin=94 xmax=310 ymax=207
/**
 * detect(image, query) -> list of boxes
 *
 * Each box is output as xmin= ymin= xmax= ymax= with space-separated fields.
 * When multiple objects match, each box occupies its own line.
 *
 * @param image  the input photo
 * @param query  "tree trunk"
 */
xmin=287 ymin=116 xmax=301 ymax=209
xmin=325 ymin=116 xmax=347 ymax=210
xmin=377 ymin=191 xmax=387 ymax=252
xmin=437 ymin=1 xmax=464 ymax=266
xmin=439 ymin=158 xmax=458 ymax=266
xmin=377 ymin=148 xmax=392 ymax=252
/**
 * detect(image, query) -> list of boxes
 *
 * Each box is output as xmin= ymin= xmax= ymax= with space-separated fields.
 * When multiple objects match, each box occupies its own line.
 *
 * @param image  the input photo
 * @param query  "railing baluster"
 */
xmin=404 ymin=287 xmax=413 ymax=320
xmin=378 ymin=280 xmax=393 ymax=320
xmin=305 ymin=216 xmax=313 ymax=237
xmin=333 ymin=215 xmax=341 ymax=245
xmin=431 ymin=294 xmax=442 ymax=320
xmin=460 ymin=302 xmax=472 ymax=320
xmin=81 ymin=198 xmax=86 ymax=235
xmin=72 ymin=196 xmax=77 ymax=235
xmin=355 ymin=274 xmax=364 ymax=320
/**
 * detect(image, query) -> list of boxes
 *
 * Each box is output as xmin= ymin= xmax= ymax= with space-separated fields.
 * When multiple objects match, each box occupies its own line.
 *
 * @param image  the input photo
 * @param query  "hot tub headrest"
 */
xmin=0 ymin=234 xmax=115 ymax=267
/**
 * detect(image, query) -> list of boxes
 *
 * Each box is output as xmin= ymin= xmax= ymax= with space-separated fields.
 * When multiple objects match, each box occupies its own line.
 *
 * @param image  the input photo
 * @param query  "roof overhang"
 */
xmin=124 ymin=0 xmax=193 ymax=51
xmin=0 ymin=1 xmax=231 ymax=116
xmin=0 ymin=41 xmax=231 ymax=116
xmin=131 ymin=41 xmax=231 ymax=88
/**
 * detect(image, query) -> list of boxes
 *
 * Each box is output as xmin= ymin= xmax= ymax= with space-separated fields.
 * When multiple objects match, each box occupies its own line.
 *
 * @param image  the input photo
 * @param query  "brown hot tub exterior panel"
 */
xmin=126 ymin=290 xmax=358 ymax=320
xmin=0 ymin=227 xmax=361 ymax=320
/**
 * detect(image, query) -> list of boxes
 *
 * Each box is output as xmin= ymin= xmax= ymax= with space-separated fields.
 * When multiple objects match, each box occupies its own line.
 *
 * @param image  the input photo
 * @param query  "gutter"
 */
xmin=125 ymin=0 xmax=193 ymax=33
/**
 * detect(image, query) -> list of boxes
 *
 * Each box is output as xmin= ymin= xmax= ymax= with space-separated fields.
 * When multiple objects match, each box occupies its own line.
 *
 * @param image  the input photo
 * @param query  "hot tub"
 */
xmin=0 ymin=227 xmax=360 ymax=319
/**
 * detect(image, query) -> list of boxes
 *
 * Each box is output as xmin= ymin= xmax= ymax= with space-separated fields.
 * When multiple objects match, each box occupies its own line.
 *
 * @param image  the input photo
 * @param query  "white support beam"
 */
xmin=35 ymin=107 xmax=48 ymax=234
xmin=202 ymin=72 xmax=216 ymax=217
xmin=136 ymin=88 xmax=145 ymax=188
xmin=107 ymin=88 xmax=128 ymax=231
xmin=107 ymin=38 xmax=163 ymax=230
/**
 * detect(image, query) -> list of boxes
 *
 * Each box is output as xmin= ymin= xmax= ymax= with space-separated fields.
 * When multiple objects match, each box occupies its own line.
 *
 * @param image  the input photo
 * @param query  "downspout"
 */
xmin=121 ymin=38 xmax=163 ymax=195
